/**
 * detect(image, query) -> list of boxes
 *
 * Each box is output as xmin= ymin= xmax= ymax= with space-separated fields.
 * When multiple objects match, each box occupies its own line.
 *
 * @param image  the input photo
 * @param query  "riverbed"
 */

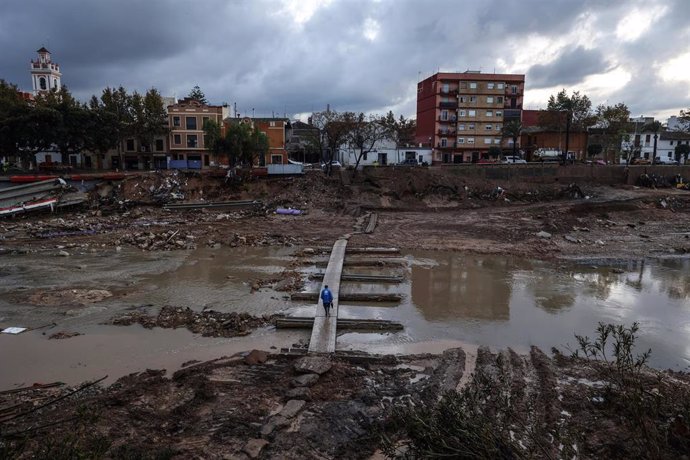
xmin=1 ymin=246 xmax=688 ymax=389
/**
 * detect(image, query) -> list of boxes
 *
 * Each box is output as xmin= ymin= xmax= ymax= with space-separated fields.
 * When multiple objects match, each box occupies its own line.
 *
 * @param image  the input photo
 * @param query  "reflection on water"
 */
xmin=411 ymin=256 xmax=516 ymax=320
xmin=342 ymin=251 xmax=690 ymax=370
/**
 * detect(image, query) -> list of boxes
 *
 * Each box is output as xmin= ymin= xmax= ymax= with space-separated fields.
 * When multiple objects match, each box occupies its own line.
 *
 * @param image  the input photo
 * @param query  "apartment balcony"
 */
xmin=440 ymin=89 xmax=459 ymax=96
xmin=438 ymin=116 xmax=458 ymax=123
xmin=503 ymin=109 xmax=521 ymax=119
xmin=437 ymin=142 xmax=457 ymax=150
xmin=438 ymin=130 xmax=457 ymax=136
xmin=439 ymin=101 xmax=458 ymax=109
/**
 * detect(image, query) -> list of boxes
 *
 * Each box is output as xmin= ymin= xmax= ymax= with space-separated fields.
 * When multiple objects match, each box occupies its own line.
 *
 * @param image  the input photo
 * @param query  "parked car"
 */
xmin=397 ymin=159 xmax=418 ymax=166
xmin=501 ymin=156 xmax=527 ymax=164
xmin=320 ymin=161 xmax=342 ymax=171
xmin=655 ymin=157 xmax=679 ymax=165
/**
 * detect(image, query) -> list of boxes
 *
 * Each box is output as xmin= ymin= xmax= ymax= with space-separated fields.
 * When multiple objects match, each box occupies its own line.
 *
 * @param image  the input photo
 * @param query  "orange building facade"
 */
xmin=223 ymin=117 xmax=291 ymax=166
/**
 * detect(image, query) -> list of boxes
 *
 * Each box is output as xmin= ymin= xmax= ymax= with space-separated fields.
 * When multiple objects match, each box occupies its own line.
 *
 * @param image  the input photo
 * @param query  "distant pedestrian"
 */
xmin=320 ymin=285 xmax=333 ymax=317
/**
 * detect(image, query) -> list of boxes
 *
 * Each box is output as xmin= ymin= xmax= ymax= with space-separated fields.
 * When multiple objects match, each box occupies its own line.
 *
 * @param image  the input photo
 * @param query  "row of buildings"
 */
xmin=11 ymin=50 xmax=690 ymax=170
xmin=414 ymin=70 xmax=690 ymax=165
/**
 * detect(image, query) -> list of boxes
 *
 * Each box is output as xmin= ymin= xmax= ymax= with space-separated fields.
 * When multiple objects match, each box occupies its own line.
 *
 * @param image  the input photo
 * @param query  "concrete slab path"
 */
xmin=308 ymin=238 xmax=347 ymax=354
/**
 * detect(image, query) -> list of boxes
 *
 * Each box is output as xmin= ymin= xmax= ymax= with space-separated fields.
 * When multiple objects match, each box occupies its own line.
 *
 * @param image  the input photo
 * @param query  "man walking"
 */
xmin=320 ymin=284 xmax=333 ymax=317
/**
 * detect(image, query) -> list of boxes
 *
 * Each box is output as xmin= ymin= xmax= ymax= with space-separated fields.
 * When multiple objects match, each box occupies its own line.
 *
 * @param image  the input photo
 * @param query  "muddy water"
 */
xmin=2 ymin=246 xmax=689 ymax=389
xmin=0 ymin=246 xmax=308 ymax=388
xmin=337 ymin=252 xmax=690 ymax=371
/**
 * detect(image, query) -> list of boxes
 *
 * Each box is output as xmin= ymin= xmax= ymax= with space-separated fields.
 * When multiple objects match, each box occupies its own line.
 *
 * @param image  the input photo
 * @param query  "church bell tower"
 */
xmin=30 ymin=47 xmax=62 ymax=95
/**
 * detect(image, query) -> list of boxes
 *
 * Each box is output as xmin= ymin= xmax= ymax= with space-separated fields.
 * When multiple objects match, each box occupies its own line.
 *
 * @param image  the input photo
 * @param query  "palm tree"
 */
xmin=502 ymin=120 xmax=522 ymax=162
xmin=643 ymin=120 xmax=662 ymax=165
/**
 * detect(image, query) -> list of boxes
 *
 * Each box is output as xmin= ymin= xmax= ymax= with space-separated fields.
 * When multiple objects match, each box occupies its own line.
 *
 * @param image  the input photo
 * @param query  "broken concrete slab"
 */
xmin=279 ymin=399 xmax=305 ymax=419
xmin=260 ymin=415 xmax=290 ymax=436
xmin=564 ymin=235 xmax=580 ymax=244
xmin=293 ymin=356 xmax=332 ymax=375
xmin=243 ymin=438 xmax=268 ymax=458
xmin=536 ymin=231 xmax=552 ymax=239
xmin=285 ymin=387 xmax=311 ymax=401
xmin=291 ymin=374 xmax=319 ymax=387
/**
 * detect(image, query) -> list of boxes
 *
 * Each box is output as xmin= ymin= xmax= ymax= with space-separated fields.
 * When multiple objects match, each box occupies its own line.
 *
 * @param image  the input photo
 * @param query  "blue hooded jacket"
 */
xmin=320 ymin=287 xmax=333 ymax=304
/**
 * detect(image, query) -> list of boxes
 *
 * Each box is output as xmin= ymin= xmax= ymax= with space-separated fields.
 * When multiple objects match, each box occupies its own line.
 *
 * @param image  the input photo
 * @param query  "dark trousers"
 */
xmin=323 ymin=302 xmax=332 ymax=316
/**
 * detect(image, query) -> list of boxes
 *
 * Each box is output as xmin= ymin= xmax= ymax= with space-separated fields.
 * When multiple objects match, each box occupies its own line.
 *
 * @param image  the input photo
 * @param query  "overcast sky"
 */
xmin=1 ymin=0 xmax=689 ymax=121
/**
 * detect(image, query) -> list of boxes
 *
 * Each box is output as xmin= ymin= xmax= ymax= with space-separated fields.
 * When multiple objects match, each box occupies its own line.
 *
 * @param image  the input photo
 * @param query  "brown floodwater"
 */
xmin=1 ymin=246 xmax=689 ymax=389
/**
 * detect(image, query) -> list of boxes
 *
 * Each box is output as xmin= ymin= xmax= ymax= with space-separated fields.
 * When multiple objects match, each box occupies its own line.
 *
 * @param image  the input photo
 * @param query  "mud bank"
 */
xmin=1 ymin=346 xmax=688 ymax=459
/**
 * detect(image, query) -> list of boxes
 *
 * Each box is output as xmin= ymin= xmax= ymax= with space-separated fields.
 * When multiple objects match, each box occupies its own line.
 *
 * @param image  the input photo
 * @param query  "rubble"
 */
xmin=110 ymin=305 xmax=276 ymax=338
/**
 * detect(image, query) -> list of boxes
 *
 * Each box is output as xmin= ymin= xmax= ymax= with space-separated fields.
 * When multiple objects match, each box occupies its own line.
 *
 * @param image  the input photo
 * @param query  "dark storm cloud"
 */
xmin=0 ymin=0 xmax=688 ymax=119
xmin=528 ymin=47 xmax=610 ymax=89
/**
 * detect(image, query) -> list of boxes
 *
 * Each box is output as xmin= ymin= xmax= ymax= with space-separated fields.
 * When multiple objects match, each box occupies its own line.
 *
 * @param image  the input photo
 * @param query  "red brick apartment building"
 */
xmin=416 ymin=71 xmax=525 ymax=164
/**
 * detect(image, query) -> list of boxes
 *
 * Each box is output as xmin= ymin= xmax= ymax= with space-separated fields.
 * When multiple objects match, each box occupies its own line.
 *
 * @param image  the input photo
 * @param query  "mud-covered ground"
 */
xmin=2 ymin=168 xmax=690 ymax=458
xmin=1 ymin=168 xmax=689 ymax=262
xmin=1 ymin=347 xmax=689 ymax=459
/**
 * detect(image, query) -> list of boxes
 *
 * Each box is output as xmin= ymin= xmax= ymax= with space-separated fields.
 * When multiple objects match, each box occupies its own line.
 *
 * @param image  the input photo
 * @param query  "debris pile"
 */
xmin=111 ymin=305 xmax=276 ymax=337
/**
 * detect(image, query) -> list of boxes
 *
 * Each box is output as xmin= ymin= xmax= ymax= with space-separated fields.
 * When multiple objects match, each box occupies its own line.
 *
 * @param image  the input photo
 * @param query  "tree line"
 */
xmin=0 ymin=80 xmax=175 ymax=169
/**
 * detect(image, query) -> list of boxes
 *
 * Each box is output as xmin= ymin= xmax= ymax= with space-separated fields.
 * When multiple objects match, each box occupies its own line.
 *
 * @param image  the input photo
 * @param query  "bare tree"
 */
xmin=348 ymin=113 xmax=388 ymax=177
xmin=308 ymin=110 xmax=355 ymax=175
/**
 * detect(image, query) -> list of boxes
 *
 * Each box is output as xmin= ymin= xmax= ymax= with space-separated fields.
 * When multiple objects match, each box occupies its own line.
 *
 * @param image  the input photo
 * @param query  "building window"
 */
xmin=469 ymin=82 xmax=477 ymax=89
xmin=126 ymin=139 xmax=135 ymax=151
xmin=186 ymin=117 xmax=197 ymax=130
xmin=270 ymin=121 xmax=276 ymax=127
xmin=272 ymin=154 xmax=283 ymax=164
xmin=459 ymin=96 xmax=466 ymax=103
xmin=497 ymin=83 xmax=505 ymax=90
xmin=668 ymin=152 xmax=672 ymax=157
xmin=458 ymin=124 xmax=465 ymax=131
xmin=495 ymin=124 xmax=502 ymax=131
xmin=458 ymin=110 xmax=466 ymax=117
xmin=173 ymin=134 xmax=181 ymax=145
xmin=670 ymin=140 xmax=674 ymax=145
xmin=458 ymin=138 xmax=465 ymax=144
xmin=442 ymin=83 xmax=449 ymax=93
xmin=484 ymin=138 xmax=492 ymax=144
xmin=202 ymin=116 xmax=210 ymax=126
xmin=173 ymin=116 xmax=180 ymax=127
xmin=204 ymin=155 xmax=210 ymax=166
xmin=441 ymin=138 xmax=448 ymax=147
xmin=468 ymin=123 xmax=475 ymax=130
xmin=645 ymin=134 xmax=651 ymax=142
xmin=470 ymin=96 xmax=477 ymax=102
xmin=155 ymin=139 xmax=164 ymax=151
xmin=486 ymin=110 xmax=493 ymax=117
xmin=487 ymin=82 xmax=495 ymax=89
xmin=497 ymin=96 xmax=504 ymax=104
xmin=494 ymin=139 xmax=501 ymax=144
xmin=467 ymin=138 xmax=475 ymax=144
xmin=496 ymin=110 xmax=503 ymax=117
xmin=485 ymin=124 xmax=493 ymax=130
xmin=460 ymin=82 xmax=467 ymax=89
xmin=487 ymin=97 xmax=494 ymax=103
xmin=39 ymin=77 xmax=46 ymax=90
xmin=53 ymin=78 xmax=58 ymax=88
xmin=441 ymin=110 xmax=448 ymax=121
xmin=511 ymin=85 xmax=518 ymax=94
xmin=468 ymin=110 xmax=476 ymax=117
xmin=187 ymin=134 xmax=198 ymax=148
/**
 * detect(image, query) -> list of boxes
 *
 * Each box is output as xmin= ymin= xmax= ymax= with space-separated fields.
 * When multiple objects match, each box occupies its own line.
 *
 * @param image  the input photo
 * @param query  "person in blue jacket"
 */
xmin=320 ymin=285 xmax=333 ymax=317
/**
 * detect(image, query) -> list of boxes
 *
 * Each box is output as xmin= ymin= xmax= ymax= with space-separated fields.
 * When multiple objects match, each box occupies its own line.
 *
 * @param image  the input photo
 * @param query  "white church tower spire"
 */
xmin=30 ymin=47 xmax=62 ymax=95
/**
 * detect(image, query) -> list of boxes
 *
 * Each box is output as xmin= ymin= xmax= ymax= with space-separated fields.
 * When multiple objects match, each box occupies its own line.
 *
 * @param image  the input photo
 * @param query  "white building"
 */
xmin=667 ymin=115 xmax=689 ymax=132
xmin=339 ymin=138 xmax=433 ymax=167
xmin=30 ymin=47 xmax=61 ymax=95
xmin=621 ymin=128 xmax=690 ymax=164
